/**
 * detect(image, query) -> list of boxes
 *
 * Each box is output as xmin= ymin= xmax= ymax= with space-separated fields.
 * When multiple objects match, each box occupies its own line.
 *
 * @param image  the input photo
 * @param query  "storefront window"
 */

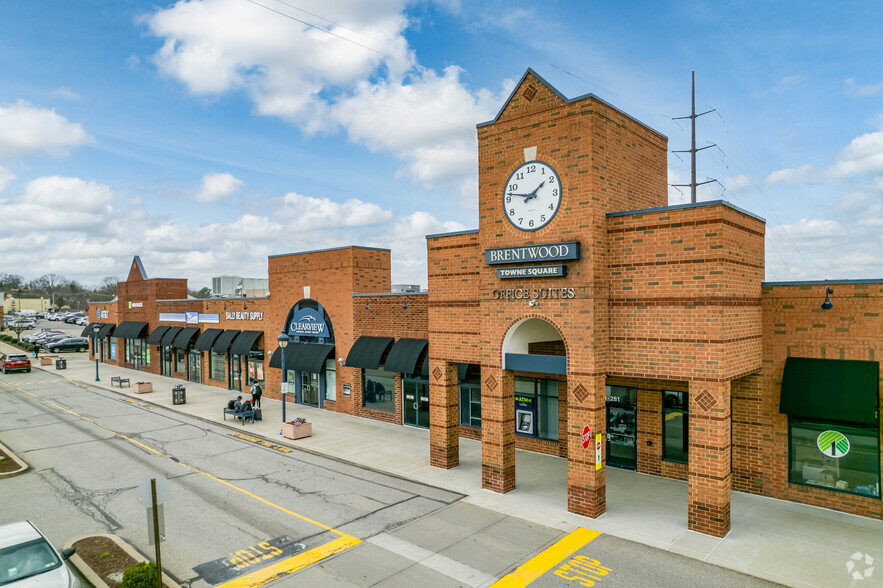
xmin=663 ymin=391 xmax=688 ymax=463
xmin=141 ymin=341 xmax=150 ymax=367
xmin=246 ymin=352 xmax=264 ymax=386
xmin=325 ymin=358 xmax=336 ymax=402
xmin=364 ymin=367 xmax=395 ymax=413
xmin=124 ymin=339 xmax=132 ymax=363
xmin=789 ymin=418 xmax=880 ymax=498
xmin=210 ymin=351 xmax=225 ymax=380
xmin=110 ymin=341 xmax=116 ymax=360
xmin=515 ymin=377 xmax=559 ymax=441
xmin=175 ymin=348 xmax=186 ymax=373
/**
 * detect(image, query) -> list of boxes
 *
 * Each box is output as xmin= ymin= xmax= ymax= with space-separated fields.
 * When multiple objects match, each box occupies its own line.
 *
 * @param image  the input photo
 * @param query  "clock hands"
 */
xmin=508 ymin=181 xmax=546 ymax=201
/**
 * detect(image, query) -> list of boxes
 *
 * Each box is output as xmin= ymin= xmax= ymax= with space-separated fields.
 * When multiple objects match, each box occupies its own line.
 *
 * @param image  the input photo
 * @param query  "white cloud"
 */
xmin=724 ymin=174 xmax=752 ymax=193
xmin=52 ymin=87 xmax=80 ymax=100
xmin=1 ymin=176 xmax=115 ymax=233
xmin=278 ymin=192 xmax=394 ymax=228
xmin=844 ymin=78 xmax=883 ymax=97
xmin=195 ymin=172 xmax=244 ymax=201
xmin=0 ymin=100 xmax=93 ymax=161
xmin=0 ymin=166 xmax=15 ymax=192
xmin=767 ymin=164 xmax=814 ymax=184
xmin=142 ymin=1 xmax=500 ymax=185
xmin=830 ymin=130 xmax=883 ymax=179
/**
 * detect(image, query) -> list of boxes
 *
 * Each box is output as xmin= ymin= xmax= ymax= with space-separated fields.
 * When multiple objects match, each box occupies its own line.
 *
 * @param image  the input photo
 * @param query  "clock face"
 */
xmin=502 ymin=160 xmax=562 ymax=231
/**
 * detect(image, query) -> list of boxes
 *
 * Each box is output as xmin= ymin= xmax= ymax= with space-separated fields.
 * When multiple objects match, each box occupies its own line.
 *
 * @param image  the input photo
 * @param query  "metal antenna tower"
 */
xmin=672 ymin=71 xmax=716 ymax=203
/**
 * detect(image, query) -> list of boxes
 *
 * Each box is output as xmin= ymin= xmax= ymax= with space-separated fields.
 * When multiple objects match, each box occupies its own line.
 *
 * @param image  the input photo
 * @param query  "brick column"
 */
xmin=482 ymin=366 xmax=515 ymax=493
xmin=429 ymin=359 xmax=459 ymax=469
xmin=688 ymin=380 xmax=732 ymax=537
xmin=567 ymin=375 xmax=607 ymax=517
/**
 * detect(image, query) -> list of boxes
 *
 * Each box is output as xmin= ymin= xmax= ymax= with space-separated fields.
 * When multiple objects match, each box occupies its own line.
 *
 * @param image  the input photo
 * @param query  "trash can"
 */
xmin=55 ymin=358 xmax=67 ymax=370
xmin=172 ymin=385 xmax=186 ymax=405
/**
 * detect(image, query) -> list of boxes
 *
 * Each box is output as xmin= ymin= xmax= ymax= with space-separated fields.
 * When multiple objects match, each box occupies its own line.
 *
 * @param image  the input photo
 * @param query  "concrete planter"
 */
xmin=40 ymin=357 xmax=52 ymax=366
xmin=281 ymin=421 xmax=312 ymax=440
xmin=133 ymin=382 xmax=153 ymax=394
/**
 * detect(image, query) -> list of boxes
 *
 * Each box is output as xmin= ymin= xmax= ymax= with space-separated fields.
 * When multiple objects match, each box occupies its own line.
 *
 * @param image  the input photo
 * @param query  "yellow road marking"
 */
xmin=490 ymin=528 xmax=602 ymax=587
xmin=16 ymin=387 xmax=362 ymax=585
xmin=216 ymin=535 xmax=360 ymax=588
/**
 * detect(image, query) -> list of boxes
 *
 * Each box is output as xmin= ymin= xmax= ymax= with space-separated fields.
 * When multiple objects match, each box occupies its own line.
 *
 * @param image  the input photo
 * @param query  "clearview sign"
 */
xmin=485 ymin=241 xmax=579 ymax=279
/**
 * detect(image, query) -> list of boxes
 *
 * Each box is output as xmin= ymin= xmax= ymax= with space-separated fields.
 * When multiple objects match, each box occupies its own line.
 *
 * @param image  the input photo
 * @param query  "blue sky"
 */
xmin=1 ymin=0 xmax=882 ymax=290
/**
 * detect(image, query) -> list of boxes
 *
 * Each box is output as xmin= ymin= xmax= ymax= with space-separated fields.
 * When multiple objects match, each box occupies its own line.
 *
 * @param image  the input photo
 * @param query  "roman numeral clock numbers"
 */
xmin=503 ymin=160 xmax=562 ymax=232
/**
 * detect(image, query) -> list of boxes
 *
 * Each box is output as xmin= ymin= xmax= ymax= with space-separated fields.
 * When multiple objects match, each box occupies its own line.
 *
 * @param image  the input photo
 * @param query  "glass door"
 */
xmin=403 ymin=379 xmax=430 ymax=428
xmin=229 ymin=355 xmax=241 ymax=390
xmin=606 ymin=403 xmax=637 ymax=469
xmin=301 ymin=372 xmax=320 ymax=407
xmin=162 ymin=347 xmax=172 ymax=377
xmin=188 ymin=352 xmax=201 ymax=383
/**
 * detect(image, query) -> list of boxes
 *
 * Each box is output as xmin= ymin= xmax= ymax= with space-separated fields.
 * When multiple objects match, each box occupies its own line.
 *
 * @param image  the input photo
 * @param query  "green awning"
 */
xmin=779 ymin=357 xmax=879 ymax=425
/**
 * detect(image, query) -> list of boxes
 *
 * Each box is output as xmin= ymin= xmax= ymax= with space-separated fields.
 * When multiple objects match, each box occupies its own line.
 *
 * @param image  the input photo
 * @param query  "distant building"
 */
xmin=391 ymin=284 xmax=422 ymax=293
xmin=2 ymin=293 xmax=50 ymax=313
xmin=211 ymin=276 xmax=269 ymax=298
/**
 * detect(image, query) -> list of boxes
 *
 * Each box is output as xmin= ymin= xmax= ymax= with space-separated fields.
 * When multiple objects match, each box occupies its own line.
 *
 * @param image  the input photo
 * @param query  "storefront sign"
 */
xmin=159 ymin=312 xmax=220 ymax=324
xmin=595 ymin=434 xmax=602 ymax=469
xmin=818 ymin=430 xmax=850 ymax=458
xmin=492 ymin=287 xmax=575 ymax=300
xmin=497 ymin=265 xmax=567 ymax=279
xmin=485 ymin=241 xmax=580 ymax=265
xmin=288 ymin=308 xmax=328 ymax=337
xmin=128 ymin=302 xmax=143 ymax=308
xmin=582 ymin=425 xmax=592 ymax=450
xmin=226 ymin=312 xmax=264 ymax=321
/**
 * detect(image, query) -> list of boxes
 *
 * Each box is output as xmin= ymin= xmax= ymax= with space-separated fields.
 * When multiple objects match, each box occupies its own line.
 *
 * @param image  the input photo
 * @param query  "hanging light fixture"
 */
xmin=821 ymin=286 xmax=834 ymax=310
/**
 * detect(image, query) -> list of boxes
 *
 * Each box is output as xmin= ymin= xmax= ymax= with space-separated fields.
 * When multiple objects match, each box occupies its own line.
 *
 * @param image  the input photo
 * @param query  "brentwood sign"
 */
xmin=485 ymin=241 xmax=579 ymax=265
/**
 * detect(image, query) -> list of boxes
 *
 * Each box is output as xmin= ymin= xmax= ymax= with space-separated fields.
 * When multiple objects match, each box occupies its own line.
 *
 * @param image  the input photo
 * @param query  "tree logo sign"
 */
xmin=817 ymin=430 xmax=850 ymax=458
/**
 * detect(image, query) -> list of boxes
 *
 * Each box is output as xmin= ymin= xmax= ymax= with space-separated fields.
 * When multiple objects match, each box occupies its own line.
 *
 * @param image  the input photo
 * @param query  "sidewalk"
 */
xmin=7 ymin=346 xmax=883 ymax=588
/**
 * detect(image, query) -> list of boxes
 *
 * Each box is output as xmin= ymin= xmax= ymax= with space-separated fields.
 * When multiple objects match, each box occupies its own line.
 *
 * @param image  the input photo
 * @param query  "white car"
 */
xmin=0 ymin=521 xmax=82 ymax=587
xmin=75 ymin=317 xmax=90 ymax=326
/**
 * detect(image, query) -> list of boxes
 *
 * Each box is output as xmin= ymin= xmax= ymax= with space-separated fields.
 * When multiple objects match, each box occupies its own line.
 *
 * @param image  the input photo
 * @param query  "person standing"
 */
xmin=250 ymin=382 xmax=262 ymax=409
xmin=33 ymin=343 xmax=40 ymax=359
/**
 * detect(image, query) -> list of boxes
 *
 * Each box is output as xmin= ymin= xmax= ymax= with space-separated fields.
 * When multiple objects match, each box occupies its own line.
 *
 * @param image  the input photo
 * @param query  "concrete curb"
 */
xmin=0 ymin=440 xmax=28 ymax=477
xmin=66 ymin=534 xmax=182 ymax=588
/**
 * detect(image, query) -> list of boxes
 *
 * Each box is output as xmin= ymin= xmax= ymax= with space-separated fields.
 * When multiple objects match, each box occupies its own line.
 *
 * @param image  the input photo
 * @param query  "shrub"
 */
xmin=122 ymin=562 xmax=158 ymax=588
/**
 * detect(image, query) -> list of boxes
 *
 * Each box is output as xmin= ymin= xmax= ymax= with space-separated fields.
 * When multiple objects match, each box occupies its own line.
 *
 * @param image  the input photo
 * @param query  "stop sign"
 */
xmin=581 ymin=425 xmax=592 ymax=449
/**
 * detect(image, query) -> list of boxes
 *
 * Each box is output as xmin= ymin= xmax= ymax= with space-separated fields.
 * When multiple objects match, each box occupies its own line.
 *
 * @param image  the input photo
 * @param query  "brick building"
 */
xmin=90 ymin=69 xmax=880 ymax=537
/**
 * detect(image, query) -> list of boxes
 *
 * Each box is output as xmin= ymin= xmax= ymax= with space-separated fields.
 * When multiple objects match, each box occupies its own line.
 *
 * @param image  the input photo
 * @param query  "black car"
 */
xmin=43 ymin=337 xmax=89 ymax=353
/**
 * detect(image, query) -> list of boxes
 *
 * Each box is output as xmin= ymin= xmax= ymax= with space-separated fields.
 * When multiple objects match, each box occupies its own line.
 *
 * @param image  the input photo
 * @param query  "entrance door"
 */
xmin=188 ymin=352 xmax=201 ymax=383
xmin=606 ymin=403 xmax=637 ymax=469
xmin=162 ymin=347 xmax=172 ymax=377
xmin=403 ymin=379 xmax=430 ymax=428
xmin=301 ymin=372 xmax=319 ymax=407
xmin=229 ymin=355 xmax=241 ymax=390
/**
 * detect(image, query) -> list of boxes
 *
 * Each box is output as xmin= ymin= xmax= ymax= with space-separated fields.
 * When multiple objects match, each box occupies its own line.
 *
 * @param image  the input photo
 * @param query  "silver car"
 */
xmin=0 ymin=521 xmax=81 ymax=587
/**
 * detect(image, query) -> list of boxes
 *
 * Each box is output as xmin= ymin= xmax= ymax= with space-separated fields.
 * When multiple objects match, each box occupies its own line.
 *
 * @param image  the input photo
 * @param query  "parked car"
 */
xmin=43 ymin=337 xmax=89 ymax=353
xmin=1 ymin=353 xmax=31 ymax=373
xmin=0 ymin=520 xmax=81 ymax=587
xmin=64 ymin=314 xmax=85 ymax=324
xmin=7 ymin=318 xmax=36 ymax=329
xmin=75 ymin=316 xmax=90 ymax=326
xmin=23 ymin=330 xmax=64 ymax=343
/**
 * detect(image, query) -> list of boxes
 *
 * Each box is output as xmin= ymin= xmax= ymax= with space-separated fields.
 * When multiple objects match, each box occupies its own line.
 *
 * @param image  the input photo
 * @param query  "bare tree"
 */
xmin=5 ymin=322 xmax=31 ymax=343
xmin=95 ymin=276 xmax=119 ymax=299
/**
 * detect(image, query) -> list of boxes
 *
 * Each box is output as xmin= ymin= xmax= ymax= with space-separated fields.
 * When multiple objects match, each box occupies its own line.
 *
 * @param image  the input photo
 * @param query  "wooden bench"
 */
xmin=111 ymin=376 xmax=131 ymax=388
xmin=223 ymin=408 xmax=254 ymax=424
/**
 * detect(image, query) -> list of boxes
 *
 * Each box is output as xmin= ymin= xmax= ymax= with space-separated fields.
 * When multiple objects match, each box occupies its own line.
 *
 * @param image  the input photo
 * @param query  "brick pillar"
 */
xmin=688 ymin=380 xmax=732 ymax=537
xmin=482 ymin=366 xmax=515 ymax=493
xmin=429 ymin=360 xmax=459 ymax=469
xmin=567 ymin=375 xmax=607 ymax=517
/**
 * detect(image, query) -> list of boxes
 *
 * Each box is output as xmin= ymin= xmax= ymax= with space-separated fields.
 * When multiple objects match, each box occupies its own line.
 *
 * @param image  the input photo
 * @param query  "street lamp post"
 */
xmin=277 ymin=332 xmax=290 ymax=430
xmin=92 ymin=324 xmax=101 ymax=382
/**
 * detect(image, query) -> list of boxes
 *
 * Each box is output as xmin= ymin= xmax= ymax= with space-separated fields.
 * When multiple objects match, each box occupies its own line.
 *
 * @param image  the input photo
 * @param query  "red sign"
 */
xmin=581 ymin=425 xmax=592 ymax=450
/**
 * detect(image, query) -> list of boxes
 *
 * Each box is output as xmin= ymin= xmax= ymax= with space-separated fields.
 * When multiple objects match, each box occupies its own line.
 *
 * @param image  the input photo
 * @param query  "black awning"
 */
xmin=384 ymin=338 xmax=428 ymax=374
xmin=172 ymin=327 xmax=200 ymax=349
xmin=193 ymin=328 xmax=224 ymax=351
xmin=269 ymin=343 xmax=334 ymax=373
xmin=146 ymin=325 xmax=170 ymax=345
xmin=780 ymin=357 xmax=879 ymax=426
xmin=81 ymin=322 xmax=100 ymax=337
xmin=212 ymin=329 xmax=241 ymax=352
xmin=115 ymin=321 xmax=149 ymax=339
xmin=230 ymin=330 xmax=263 ymax=356
xmin=96 ymin=323 xmax=115 ymax=339
xmin=161 ymin=326 xmax=182 ymax=347
xmin=345 ymin=336 xmax=394 ymax=369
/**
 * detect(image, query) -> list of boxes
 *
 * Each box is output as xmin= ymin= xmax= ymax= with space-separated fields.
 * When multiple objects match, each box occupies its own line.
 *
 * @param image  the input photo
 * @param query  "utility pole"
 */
xmin=672 ymin=71 xmax=716 ymax=203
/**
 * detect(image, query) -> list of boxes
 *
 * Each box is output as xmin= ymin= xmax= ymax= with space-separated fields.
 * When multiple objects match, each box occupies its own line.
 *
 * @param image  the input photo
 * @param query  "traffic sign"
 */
xmin=581 ymin=425 xmax=591 ymax=450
